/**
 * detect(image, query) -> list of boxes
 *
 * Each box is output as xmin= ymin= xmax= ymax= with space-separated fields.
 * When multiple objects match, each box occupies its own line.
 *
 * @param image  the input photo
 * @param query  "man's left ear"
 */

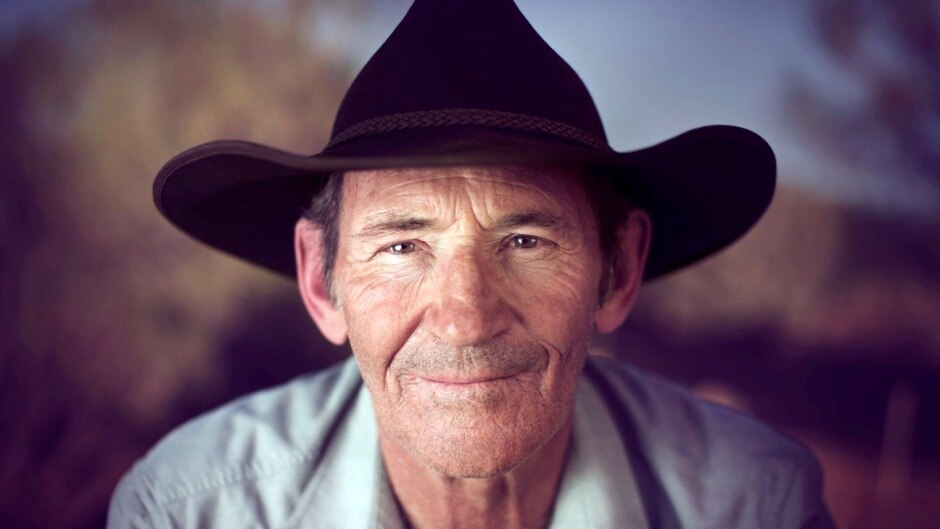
xmin=594 ymin=209 xmax=651 ymax=333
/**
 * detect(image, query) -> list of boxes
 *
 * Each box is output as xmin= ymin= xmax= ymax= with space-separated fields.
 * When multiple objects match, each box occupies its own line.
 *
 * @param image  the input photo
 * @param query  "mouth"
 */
xmin=415 ymin=372 xmax=520 ymax=388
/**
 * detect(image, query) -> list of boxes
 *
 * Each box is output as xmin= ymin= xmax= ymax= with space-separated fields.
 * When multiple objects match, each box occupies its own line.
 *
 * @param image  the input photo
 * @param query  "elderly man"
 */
xmin=109 ymin=1 xmax=834 ymax=528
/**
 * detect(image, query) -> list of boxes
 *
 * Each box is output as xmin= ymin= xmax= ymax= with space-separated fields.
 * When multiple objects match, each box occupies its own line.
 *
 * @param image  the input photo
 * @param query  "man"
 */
xmin=109 ymin=1 xmax=834 ymax=528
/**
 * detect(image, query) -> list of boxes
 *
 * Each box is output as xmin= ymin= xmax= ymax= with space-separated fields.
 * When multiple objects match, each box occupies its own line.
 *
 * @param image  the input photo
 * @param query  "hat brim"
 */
xmin=154 ymin=124 xmax=775 ymax=281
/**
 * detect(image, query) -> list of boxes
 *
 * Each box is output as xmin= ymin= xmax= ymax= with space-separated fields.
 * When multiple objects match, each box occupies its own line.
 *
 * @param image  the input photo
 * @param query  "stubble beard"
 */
xmin=367 ymin=334 xmax=586 ymax=479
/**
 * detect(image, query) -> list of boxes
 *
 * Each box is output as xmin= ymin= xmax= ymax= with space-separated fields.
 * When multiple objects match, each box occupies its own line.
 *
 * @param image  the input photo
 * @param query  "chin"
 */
xmin=405 ymin=406 xmax=569 ymax=479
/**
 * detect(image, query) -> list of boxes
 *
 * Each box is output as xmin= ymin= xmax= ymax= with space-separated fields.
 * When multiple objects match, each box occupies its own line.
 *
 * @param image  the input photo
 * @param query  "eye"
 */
xmin=509 ymin=235 xmax=541 ymax=249
xmin=387 ymin=241 xmax=417 ymax=255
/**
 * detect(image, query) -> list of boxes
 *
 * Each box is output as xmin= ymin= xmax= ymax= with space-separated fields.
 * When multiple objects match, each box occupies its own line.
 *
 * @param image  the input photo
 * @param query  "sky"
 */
xmin=4 ymin=0 xmax=937 ymax=215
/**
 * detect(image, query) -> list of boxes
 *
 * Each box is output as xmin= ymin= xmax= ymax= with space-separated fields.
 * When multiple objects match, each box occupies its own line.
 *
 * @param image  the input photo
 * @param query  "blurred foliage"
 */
xmin=8 ymin=0 xmax=356 ymax=426
xmin=787 ymin=0 xmax=940 ymax=212
xmin=638 ymin=186 xmax=940 ymax=363
xmin=635 ymin=0 xmax=940 ymax=368
xmin=1 ymin=0 xmax=359 ymax=527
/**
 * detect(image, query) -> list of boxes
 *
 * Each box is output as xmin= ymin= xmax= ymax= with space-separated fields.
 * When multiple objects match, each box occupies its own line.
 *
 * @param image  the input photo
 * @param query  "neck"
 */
xmin=380 ymin=422 xmax=571 ymax=529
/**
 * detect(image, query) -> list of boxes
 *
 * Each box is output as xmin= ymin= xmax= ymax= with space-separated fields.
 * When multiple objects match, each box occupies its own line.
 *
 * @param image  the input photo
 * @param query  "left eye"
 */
xmin=509 ymin=235 xmax=540 ymax=249
xmin=387 ymin=241 xmax=417 ymax=254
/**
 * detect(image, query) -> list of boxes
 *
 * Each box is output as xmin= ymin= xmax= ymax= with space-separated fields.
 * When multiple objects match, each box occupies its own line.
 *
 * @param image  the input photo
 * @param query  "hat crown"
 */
xmin=330 ymin=0 xmax=608 ymax=145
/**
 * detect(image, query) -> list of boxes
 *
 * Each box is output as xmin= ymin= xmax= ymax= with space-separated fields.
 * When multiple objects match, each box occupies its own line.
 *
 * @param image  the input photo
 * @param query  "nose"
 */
xmin=424 ymin=248 xmax=512 ymax=347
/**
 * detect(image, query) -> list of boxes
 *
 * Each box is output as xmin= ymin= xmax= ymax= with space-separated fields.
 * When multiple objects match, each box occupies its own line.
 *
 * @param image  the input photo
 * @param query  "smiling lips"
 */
xmin=417 ymin=373 xmax=519 ymax=386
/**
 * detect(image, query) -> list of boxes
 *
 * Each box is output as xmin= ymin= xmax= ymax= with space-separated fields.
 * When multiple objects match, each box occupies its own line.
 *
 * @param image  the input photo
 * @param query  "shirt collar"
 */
xmin=548 ymin=371 xmax=650 ymax=529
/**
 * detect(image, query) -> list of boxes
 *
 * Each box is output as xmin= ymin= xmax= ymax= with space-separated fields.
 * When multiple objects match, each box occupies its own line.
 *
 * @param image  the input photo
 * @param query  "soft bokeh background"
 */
xmin=1 ymin=0 xmax=938 ymax=527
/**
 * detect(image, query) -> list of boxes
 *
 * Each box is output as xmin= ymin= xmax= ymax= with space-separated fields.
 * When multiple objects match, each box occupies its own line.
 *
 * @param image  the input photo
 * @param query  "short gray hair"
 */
xmin=301 ymin=171 xmax=345 ymax=297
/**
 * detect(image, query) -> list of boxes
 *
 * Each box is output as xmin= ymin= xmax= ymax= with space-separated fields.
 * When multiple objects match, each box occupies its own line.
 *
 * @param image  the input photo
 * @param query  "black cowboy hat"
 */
xmin=154 ymin=0 xmax=775 ymax=281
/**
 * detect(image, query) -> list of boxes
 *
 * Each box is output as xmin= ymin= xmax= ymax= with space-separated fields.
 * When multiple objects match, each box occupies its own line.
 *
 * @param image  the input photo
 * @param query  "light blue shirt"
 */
xmin=108 ymin=356 xmax=833 ymax=529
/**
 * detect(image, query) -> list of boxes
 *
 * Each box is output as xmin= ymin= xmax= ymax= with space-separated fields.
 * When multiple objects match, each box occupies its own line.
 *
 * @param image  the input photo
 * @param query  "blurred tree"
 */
xmin=1 ymin=0 xmax=362 ymax=527
xmin=780 ymin=0 xmax=940 ymax=355
xmin=635 ymin=0 xmax=940 ymax=362
xmin=788 ymin=0 xmax=940 ymax=214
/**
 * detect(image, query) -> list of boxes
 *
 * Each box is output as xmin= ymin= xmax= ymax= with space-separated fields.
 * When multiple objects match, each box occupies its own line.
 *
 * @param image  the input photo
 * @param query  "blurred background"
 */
xmin=1 ymin=0 xmax=937 ymax=527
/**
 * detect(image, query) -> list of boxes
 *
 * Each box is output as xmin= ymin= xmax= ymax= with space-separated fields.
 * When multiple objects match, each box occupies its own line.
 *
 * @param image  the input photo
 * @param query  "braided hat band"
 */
xmin=326 ymin=108 xmax=613 ymax=152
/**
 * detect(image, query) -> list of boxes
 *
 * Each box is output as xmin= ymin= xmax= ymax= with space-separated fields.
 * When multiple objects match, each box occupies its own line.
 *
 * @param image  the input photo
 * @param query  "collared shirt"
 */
xmin=108 ymin=356 xmax=833 ymax=529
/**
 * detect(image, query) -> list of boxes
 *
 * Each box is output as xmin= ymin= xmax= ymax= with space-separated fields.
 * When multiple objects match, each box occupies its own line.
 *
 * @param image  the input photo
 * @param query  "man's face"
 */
xmin=331 ymin=166 xmax=604 ymax=478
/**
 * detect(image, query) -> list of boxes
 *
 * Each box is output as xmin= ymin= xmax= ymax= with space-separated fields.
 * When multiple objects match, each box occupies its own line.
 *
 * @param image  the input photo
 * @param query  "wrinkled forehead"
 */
xmin=339 ymin=165 xmax=592 ymax=225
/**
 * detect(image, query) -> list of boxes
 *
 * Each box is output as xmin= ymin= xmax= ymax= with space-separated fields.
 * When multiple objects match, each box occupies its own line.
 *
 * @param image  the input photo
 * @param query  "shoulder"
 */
xmin=586 ymin=354 xmax=807 ymax=461
xmin=585 ymin=355 xmax=833 ymax=529
xmin=107 ymin=357 xmax=362 ymax=529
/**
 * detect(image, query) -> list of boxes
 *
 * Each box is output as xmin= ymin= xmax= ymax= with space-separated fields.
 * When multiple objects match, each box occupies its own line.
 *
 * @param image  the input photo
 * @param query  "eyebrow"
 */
xmin=354 ymin=211 xmax=435 ymax=238
xmin=495 ymin=211 xmax=574 ymax=235
xmin=353 ymin=209 xmax=574 ymax=239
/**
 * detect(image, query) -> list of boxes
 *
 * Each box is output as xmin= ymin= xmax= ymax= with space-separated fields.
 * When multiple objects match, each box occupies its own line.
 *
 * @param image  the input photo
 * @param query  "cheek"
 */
xmin=505 ymin=254 xmax=600 ymax=342
xmin=339 ymin=267 xmax=428 ymax=385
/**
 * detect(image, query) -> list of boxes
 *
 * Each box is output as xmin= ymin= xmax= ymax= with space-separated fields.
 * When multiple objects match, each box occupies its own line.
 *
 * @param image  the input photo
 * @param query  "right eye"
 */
xmin=509 ymin=234 xmax=541 ymax=249
xmin=387 ymin=241 xmax=417 ymax=255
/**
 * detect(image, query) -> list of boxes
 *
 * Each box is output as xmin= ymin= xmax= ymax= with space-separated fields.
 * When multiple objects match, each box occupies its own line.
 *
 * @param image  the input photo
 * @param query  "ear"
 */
xmin=594 ymin=208 xmax=651 ymax=334
xmin=295 ymin=218 xmax=348 ymax=345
